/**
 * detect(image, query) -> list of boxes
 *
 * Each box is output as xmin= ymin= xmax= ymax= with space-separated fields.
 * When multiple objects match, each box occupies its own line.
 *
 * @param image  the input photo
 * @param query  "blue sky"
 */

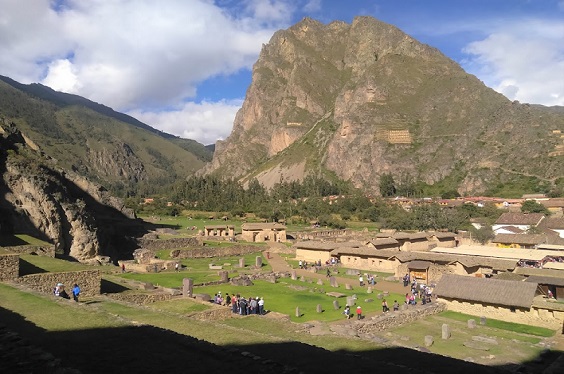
xmin=0 ymin=0 xmax=563 ymax=145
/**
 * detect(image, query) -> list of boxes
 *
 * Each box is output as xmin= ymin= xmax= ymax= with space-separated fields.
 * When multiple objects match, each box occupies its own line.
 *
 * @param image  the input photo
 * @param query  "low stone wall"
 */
xmin=189 ymin=306 xmax=233 ymax=321
xmin=17 ymin=270 xmax=100 ymax=297
xmin=136 ymin=237 xmax=201 ymax=251
xmin=105 ymin=292 xmax=174 ymax=304
xmin=170 ymin=245 xmax=265 ymax=259
xmin=356 ymin=302 xmax=447 ymax=334
xmin=3 ymin=245 xmax=55 ymax=257
xmin=0 ymin=254 xmax=19 ymax=281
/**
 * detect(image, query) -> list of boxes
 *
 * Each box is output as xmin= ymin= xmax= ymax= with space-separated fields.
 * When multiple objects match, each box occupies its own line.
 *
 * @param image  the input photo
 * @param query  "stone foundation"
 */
xmin=0 ymin=254 xmax=19 ymax=281
xmin=17 ymin=270 xmax=100 ymax=297
xmin=356 ymin=302 xmax=447 ymax=334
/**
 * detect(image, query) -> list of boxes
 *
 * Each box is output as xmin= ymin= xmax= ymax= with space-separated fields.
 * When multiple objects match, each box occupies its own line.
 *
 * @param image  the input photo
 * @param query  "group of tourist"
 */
xmin=359 ymin=274 xmax=376 ymax=287
xmin=226 ymin=294 xmax=265 ymax=315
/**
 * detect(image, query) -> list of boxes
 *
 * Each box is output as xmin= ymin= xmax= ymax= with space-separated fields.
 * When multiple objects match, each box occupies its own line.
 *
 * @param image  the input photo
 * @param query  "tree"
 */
xmin=470 ymin=226 xmax=495 ymax=245
xmin=379 ymin=173 xmax=396 ymax=197
xmin=521 ymin=200 xmax=549 ymax=214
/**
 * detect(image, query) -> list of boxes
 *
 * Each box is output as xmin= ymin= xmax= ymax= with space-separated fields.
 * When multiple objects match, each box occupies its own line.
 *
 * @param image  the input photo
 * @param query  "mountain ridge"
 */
xmin=204 ymin=16 xmax=564 ymax=195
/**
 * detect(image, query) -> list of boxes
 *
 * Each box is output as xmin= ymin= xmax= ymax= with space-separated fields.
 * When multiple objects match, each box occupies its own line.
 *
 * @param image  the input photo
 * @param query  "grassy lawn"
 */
xmin=0 ymin=283 xmax=125 ymax=331
xmin=19 ymin=254 xmax=94 ymax=274
xmin=0 ymin=234 xmax=51 ymax=247
xmin=195 ymin=278 xmax=405 ymax=322
xmin=439 ymin=311 xmax=555 ymax=337
xmin=388 ymin=310 xmax=552 ymax=365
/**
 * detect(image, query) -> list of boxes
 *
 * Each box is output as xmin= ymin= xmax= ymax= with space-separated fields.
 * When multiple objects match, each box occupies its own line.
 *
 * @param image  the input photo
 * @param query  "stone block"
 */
xmin=182 ymin=278 xmax=193 ymax=297
xmin=442 ymin=324 xmax=451 ymax=339
xmin=316 ymin=304 xmax=322 ymax=313
xmin=255 ymin=256 xmax=262 ymax=268
xmin=291 ymin=271 xmax=297 ymax=280
xmin=424 ymin=335 xmax=434 ymax=347
xmin=238 ymin=258 xmax=245 ymax=268
xmin=317 ymin=279 xmax=323 ymax=285
xmin=367 ymin=287 xmax=373 ymax=293
xmin=300 ymin=276 xmax=305 ymax=282
xmin=329 ymin=276 xmax=338 ymax=288
xmin=468 ymin=319 xmax=476 ymax=329
xmin=345 ymin=284 xmax=353 ymax=290
xmin=295 ymin=307 xmax=300 ymax=317
xmin=480 ymin=316 xmax=487 ymax=325
xmin=194 ymin=293 xmax=211 ymax=302
xmin=333 ymin=300 xmax=340 ymax=310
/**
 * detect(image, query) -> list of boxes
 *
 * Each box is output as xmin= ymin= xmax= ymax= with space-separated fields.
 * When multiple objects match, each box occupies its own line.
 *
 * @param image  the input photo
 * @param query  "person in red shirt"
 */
xmin=356 ymin=305 xmax=362 ymax=320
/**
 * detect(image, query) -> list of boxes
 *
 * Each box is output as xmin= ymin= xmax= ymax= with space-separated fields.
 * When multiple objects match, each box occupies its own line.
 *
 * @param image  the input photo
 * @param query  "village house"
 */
xmin=492 ymin=233 xmax=548 ymax=249
xmin=375 ymin=231 xmax=431 ymax=251
xmin=538 ymin=217 xmax=564 ymax=238
xmin=240 ymin=222 xmax=287 ymax=243
xmin=428 ymin=231 xmax=458 ymax=248
xmin=492 ymin=212 xmax=545 ymax=234
xmin=294 ymin=241 xmax=341 ymax=263
xmin=434 ymin=274 xmax=564 ymax=330
xmin=540 ymin=198 xmax=564 ymax=217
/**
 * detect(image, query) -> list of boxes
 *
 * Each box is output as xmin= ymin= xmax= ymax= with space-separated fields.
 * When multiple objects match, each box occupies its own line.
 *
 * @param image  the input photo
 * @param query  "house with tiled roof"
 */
xmin=538 ymin=217 xmax=564 ymax=238
xmin=492 ymin=233 xmax=548 ymax=249
xmin=492 ymin=212 xmax=545 ymax=233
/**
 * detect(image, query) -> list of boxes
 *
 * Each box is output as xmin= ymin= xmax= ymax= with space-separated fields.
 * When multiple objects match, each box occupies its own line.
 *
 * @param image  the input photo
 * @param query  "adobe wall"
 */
xmin=0 ymin=254 xmax=19 ymax=281
xmin=295 ymin=249 xmax=332 ymax=263
xmin=17 ymin=270 xmax=100 ymax=297
xmin=339 ymin=255 xmax=396 ymax=273
xmin=439 ymin=298 xmax=564 ymax=330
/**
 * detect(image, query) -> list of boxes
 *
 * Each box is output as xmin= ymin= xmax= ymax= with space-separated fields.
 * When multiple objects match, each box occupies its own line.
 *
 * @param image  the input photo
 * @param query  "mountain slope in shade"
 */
xmin=203 ymin=16 xmax=564 ymax=194
xmin=0 ymin=76 xmax=212 ymax=194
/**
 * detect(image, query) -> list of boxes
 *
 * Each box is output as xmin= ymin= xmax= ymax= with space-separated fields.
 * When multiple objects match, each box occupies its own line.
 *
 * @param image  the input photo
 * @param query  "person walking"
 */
xmin=356 ymin=305 xmax=362 ymax=320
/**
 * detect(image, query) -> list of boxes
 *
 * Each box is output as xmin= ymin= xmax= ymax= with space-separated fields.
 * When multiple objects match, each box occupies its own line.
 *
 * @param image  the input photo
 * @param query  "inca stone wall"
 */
xmin=17 ymin=270 xmax=100 ymax=297
xmin=136 ymin=237 xmax=201 ymax=251
xmin=105 ymin=292 xmax=174 ymax=304
xmin=356 ymin=302 xmax=447 ymax=334
xmin=170 ymin=245 xmax=264 ymax=259
xmin=189 ymin=306 xmax=233 ymax=321
xmin=3 ymin=245 xmax=55 ymax=257
xmin=0 ymin=254 xmax=19 ymax=281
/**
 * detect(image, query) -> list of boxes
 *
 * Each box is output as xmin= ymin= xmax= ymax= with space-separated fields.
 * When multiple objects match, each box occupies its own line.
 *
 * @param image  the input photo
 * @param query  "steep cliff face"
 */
xmin=204 ymin=16 xmax=564 ymax=194
xmin=0 ymin=122 xmax=140 ymax=262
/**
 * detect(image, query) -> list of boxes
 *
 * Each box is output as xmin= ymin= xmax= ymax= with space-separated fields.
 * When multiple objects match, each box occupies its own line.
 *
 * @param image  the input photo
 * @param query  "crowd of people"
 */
xmin=211 ymin=292 xmax=266 ymax=315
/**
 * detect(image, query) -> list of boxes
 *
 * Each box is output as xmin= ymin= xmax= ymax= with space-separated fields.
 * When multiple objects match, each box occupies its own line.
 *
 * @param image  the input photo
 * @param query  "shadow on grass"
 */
xmin=18 ymin=257 xmax=48 ymax=275
xmin=101 ymin=278 xmax=131 ymax=294
xmin=0 ymin=306 xmax=561 ymax=374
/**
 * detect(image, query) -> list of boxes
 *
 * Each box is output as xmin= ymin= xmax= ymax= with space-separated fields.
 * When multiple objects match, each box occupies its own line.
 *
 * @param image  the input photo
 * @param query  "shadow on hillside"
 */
xmin=0 ymin=305 xmax=561 ymax=374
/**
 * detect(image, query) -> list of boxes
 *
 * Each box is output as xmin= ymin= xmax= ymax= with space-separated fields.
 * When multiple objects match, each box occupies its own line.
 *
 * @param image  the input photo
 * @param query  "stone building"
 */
xmin=435 ymin=274 xmax=564 ymax=330
xmin=240 ymin=222 xmax=286 ymax=242
xmin=203 ymin=225 xmax=234 ymax=238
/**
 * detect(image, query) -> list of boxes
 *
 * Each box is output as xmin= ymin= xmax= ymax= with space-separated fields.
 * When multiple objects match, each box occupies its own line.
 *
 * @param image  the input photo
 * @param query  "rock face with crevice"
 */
xmin=0 ymin=121 xmax=143 ymax=262
xmin=204 ymin=16 xmax=564 ymax=195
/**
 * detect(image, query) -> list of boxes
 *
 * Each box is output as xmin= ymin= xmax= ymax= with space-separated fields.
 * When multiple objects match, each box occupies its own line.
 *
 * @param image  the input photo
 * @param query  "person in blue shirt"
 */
xmin=72 ymin=284 xmax=81 ymax=302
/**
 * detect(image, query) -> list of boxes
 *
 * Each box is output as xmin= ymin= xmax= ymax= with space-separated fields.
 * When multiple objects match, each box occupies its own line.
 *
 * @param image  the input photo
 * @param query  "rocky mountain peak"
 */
xmin=204 ymin=16 xmax=563 ymax=194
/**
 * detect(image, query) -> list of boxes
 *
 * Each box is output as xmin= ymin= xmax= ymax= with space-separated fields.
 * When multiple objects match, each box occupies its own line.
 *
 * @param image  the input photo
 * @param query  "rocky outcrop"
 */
xmin=204 ymin=16 xmax=564 ymax=195
xmin=0 ymin=122 xmax=144 ymax=261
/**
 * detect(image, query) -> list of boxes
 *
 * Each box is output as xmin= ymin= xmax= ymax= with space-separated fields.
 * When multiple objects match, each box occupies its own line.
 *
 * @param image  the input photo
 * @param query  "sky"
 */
xmin=0 ymin=0 xmax=563 ymax=145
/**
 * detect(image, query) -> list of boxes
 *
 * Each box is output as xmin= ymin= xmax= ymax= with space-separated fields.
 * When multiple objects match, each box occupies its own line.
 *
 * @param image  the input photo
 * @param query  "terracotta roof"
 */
xmin=204 ymin=225 xmax=234 ymax=229
xmin=540 ymin=198 xmax=564 ymax=208
xmin=408 ymin=260 xmax=432 ymax=269
xmin=514 ymin=267 xmax=564 ymax=278
xmin=434 ymin=274 xmax=537 ymax=308
xmin=496 ymin=226 xmax=525 ymax=234
xmin=538 ymin=217 xmax=564 ymax=230
xmin=494 ymin=212 xmax=545 ymax=226
xmin=429 ymin=232 xmax=457 ymax=239
xmin=525 ymin=276 xmax=564 ymax=287
xmin=370 ymin=238 xmax=400 ymax=247
xmin=294 ymin=241 xmax=339 ymax=251
xmin=492 ymin=234 xmax=548 ymax=245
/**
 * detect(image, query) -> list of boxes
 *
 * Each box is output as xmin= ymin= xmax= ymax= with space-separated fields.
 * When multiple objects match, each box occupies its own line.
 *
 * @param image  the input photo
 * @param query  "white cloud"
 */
xmin=303 ymin=0 xmax=322 ymax=13
xmin=462 ymin=19 xmax=564 ymax=106
xmin=127 ymin=100 xmax=244 ymax=146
